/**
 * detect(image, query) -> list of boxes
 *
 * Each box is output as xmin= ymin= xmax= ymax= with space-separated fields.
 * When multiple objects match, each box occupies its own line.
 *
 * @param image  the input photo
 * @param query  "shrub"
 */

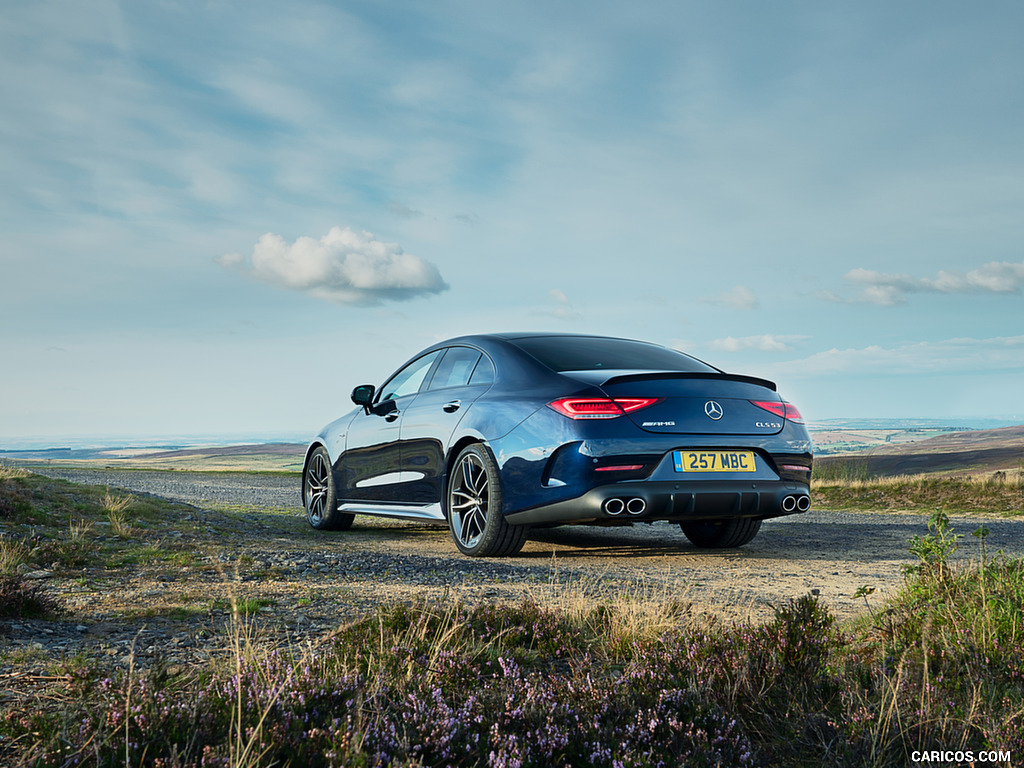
xmin=0 ymin=574 xmax=62 ymax=619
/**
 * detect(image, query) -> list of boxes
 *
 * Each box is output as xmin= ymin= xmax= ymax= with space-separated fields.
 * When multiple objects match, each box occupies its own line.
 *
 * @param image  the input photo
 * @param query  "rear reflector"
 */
xmin=749 ymin=400 xmax=805 ymax=424
xmin=547 ymin=397 xmax=659 ymax=419
xmin=780 ymin=464 xmax=811 ymax=473
xmin=595 ymin=464 xmax=645 ymax=472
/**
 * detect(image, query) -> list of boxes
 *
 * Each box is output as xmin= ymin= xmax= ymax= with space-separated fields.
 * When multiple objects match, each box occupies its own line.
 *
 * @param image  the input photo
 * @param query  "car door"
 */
xmin=397 ymin=346 xmax=495 ymax=504
xmin=335 ymin=350 xmax=442 ymax=502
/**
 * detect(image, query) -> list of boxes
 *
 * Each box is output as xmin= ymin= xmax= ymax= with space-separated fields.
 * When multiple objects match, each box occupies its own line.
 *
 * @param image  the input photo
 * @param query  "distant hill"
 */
xmin=816 ymin=424 xmax=1024 ymax=477
xmin=0 ymin=443 xmax=306 ymax=473
xmin=5 ymin=426 xmax=1022 ymax=479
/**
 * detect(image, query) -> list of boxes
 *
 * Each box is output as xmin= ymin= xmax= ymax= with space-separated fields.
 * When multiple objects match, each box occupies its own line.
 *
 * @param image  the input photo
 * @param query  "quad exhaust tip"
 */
xmin=604 ymin=498 xmax=625 ymax=516
xmin=626 ymin=497 xmax=647 ymax=515
xmin=782 ymin=494 xmax=811 ymax=513
xmin=603 ymin=497 xmax=646 ymax=517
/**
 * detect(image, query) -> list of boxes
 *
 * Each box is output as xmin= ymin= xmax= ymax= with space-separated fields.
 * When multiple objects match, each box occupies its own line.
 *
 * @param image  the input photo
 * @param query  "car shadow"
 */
xmin=514 ymin=515 xmax=1024 ymax=564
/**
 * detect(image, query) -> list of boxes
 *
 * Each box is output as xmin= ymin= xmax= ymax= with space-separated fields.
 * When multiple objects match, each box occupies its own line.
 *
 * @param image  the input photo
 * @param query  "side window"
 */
xmin=427 ymin=347 xmax=482 ymax=391
xmin=468 ymin=354 xmax=495 ymax=386
xmin=377 ymin=350 xmax=442 ymax=401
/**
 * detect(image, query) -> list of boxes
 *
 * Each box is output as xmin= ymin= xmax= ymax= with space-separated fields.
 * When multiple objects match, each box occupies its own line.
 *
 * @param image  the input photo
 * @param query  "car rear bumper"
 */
xmin=503 ymin=479 xmax=811 ymax=526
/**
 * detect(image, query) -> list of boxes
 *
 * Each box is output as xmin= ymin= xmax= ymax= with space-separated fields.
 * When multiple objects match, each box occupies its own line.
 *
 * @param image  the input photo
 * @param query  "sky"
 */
xmin=2 ymin=1 xmax=1023 ymax=446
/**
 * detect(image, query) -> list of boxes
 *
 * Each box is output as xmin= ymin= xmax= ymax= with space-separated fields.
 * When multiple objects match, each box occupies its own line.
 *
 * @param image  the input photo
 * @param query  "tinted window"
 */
xmin=427 ymin=347 xmax=482 ymax=390
xmin=378 ymin=350 xmax=442 ymax=401
xmin=468 ymin=354 xmax=495 ymax=385
xmin=510 ymin=337 xmax=716 ymax=373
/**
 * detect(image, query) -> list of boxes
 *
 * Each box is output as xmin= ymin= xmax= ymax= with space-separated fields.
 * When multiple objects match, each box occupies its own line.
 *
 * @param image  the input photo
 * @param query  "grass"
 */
xmin=3 ymin=518 xmax=1022 ymax=767
xmin=2 ymin=466 xmax=1022 ymax=766
xmin=3 ymin=555 xmax=1021 ymax=766
xmin=812 ymin=462 xmax=1024 ymax=514
xmin=0 ymin=469 xmax=207 ymax=573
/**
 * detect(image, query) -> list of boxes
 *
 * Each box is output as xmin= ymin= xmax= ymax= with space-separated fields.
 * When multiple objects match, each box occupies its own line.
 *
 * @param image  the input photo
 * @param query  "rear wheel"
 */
xmin=447 ymin=444 xmax=526 ymax=557
xmin=303 ymin=446 xmax=354 ymax=531
xmin=680 ymin=518 xmax=761 ymax=548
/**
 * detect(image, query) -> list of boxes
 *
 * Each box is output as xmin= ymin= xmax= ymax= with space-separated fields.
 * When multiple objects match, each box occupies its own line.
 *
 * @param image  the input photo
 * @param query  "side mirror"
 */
xmin=351 ymin=384 xmax=376 ymax=413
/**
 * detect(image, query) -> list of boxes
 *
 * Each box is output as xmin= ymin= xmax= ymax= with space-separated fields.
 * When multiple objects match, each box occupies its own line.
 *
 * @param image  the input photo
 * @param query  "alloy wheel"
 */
xmin=304 ymin=451 xmax=330 ymax=525
xmin=449 ymin=452 xmax=489 ymax=549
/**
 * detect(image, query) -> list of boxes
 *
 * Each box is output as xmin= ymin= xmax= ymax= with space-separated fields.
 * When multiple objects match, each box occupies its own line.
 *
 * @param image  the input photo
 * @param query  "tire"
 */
xmin=680 ymin=518 xmax=762 ymax=548
xmin=303 ymin=446 xmax=354 ymax=531
xmin=446 ymin=444 xmax=526 ymax=557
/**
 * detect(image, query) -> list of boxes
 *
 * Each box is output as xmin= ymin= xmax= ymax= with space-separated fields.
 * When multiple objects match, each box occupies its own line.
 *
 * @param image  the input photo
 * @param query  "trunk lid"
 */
xmin=562 ymin=370 xmax=786 ymax=436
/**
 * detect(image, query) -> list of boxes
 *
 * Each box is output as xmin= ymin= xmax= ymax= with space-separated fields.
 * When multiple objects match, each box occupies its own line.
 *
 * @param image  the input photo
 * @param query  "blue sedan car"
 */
xmin=302 ymin=333 xmax=813 ymax=556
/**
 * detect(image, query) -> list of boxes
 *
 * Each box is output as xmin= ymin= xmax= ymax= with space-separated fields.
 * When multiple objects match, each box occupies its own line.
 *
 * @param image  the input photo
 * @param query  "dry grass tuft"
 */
xmin=0 ymin=538 xmax=30 ymax=576
xmin=0 ymin=465 xmax=31 ymax=481
xmin=102 ymin=492 xmax=135 ymax=536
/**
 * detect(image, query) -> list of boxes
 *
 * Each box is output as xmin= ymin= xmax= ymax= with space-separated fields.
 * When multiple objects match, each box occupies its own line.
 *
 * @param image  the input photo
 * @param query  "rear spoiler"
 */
xmin=601 ymin=371 xmax=778 ymax=392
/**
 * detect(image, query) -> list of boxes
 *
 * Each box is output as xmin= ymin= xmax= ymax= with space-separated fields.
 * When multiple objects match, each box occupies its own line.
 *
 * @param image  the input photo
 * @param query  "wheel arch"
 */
xmin=302 ymin=441 xmax=328 ymax=490
xmin=442 ymin=436 xmax=493 ymax=519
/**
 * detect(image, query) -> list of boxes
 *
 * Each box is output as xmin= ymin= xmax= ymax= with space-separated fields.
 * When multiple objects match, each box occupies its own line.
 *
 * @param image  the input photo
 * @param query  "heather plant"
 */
xmin=0 ymin=573 xmax=63 ymax=619
xmin=6 ymin=569 xmax=1022 ymax=767
xmin=30 ymin=523 xmax=94 ymax=569
xmin=0 ymin=536 xmax=65 ymax=619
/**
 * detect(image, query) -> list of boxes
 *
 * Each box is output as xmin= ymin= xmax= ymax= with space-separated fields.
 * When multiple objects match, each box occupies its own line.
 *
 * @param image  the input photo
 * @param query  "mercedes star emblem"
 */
xmin=704 ymin=400 xmax=724 ymax=420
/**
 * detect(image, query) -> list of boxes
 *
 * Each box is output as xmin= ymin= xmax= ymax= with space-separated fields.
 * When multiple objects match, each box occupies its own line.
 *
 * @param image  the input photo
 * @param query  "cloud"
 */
xmin=709 ymin=334 xmax=808 ymax=353
xmin=700 ymin=285 xmax=759 ymax=310
xmin=220 ymin=227 xmax=448 ymax=305
xmin=759 ymin=335 xmax=1024 ymax=378
xmin=387 ymin=201 xmax=422 ymax=219
xmin=539 ymin=288 xmax=582 ymax=320
xmin=840 ymin=261 xmax=1024 ymax=305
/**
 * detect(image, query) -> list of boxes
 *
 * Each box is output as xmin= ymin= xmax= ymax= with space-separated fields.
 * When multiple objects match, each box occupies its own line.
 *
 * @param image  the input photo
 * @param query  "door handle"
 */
xmin=443 ymin=400 xmax=461 ymax=413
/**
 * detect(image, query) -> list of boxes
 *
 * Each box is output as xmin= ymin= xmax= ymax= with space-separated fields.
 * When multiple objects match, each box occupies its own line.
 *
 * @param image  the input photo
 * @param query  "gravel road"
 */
xmin=27 ymin=467 xmax=301 ymax=508
xmin=26 ymin=466 xmax=1024 ymax=624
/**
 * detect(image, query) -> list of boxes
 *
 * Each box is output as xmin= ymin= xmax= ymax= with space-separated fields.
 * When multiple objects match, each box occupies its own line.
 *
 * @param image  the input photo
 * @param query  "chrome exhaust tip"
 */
xmin=604 ymin=498 xmax=625 ymax=516
xmin=781 ymin=495 xmax=797 ymax=512
xmin=796 ymin=495 xmax=811 ymax=512
xmin=626 ymin=497 xmax=646 ymax=516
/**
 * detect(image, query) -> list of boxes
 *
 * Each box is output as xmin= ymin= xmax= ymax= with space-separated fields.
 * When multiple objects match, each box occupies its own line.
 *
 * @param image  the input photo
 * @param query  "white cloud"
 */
xmin=841 ymin=261 xmax=1024 ymax=305
xmin=220 ymin=227 xmax=448 ymax=305
xmin=709 ymin=334 xmax=808 ymax=353
xmin=538 ymin=288 xmax=582 ymax=320
xmin=759 ymin=335 xmax=1024 ymax=377
xmin=214 ymin=251 xmax=243 ymax=268
xmin=700 ymin=285 xmax=759 ymax=310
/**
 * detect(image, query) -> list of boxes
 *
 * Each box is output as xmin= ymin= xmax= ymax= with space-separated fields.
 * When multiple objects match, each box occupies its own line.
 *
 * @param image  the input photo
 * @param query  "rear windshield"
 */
xmin=510 ymin=336 xmax=717 ymax=373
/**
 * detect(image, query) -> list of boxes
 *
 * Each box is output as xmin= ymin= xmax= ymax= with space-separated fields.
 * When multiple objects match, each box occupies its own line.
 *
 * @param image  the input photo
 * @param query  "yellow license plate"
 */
xmin=673 ymin=450 xmax=756 ymax=473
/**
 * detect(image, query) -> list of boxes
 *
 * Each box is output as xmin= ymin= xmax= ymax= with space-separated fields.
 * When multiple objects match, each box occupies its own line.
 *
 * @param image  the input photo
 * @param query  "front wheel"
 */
xmin=303 ymin=446 xmax=354 ymax=531
xmin=446 ymin=445 xmax=526 ymax=557
xmin=680 ymin=518 xmax=761 ymax=548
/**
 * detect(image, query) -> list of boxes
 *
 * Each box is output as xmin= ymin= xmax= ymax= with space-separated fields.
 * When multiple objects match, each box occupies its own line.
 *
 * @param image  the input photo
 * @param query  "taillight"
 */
xmin=749 ymin=400 xmax=805 ymax=424
xmin=547 ymin=397 xmax=659 ymax=419
xmin=782 ymin=402 xmax=805 ymax=424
